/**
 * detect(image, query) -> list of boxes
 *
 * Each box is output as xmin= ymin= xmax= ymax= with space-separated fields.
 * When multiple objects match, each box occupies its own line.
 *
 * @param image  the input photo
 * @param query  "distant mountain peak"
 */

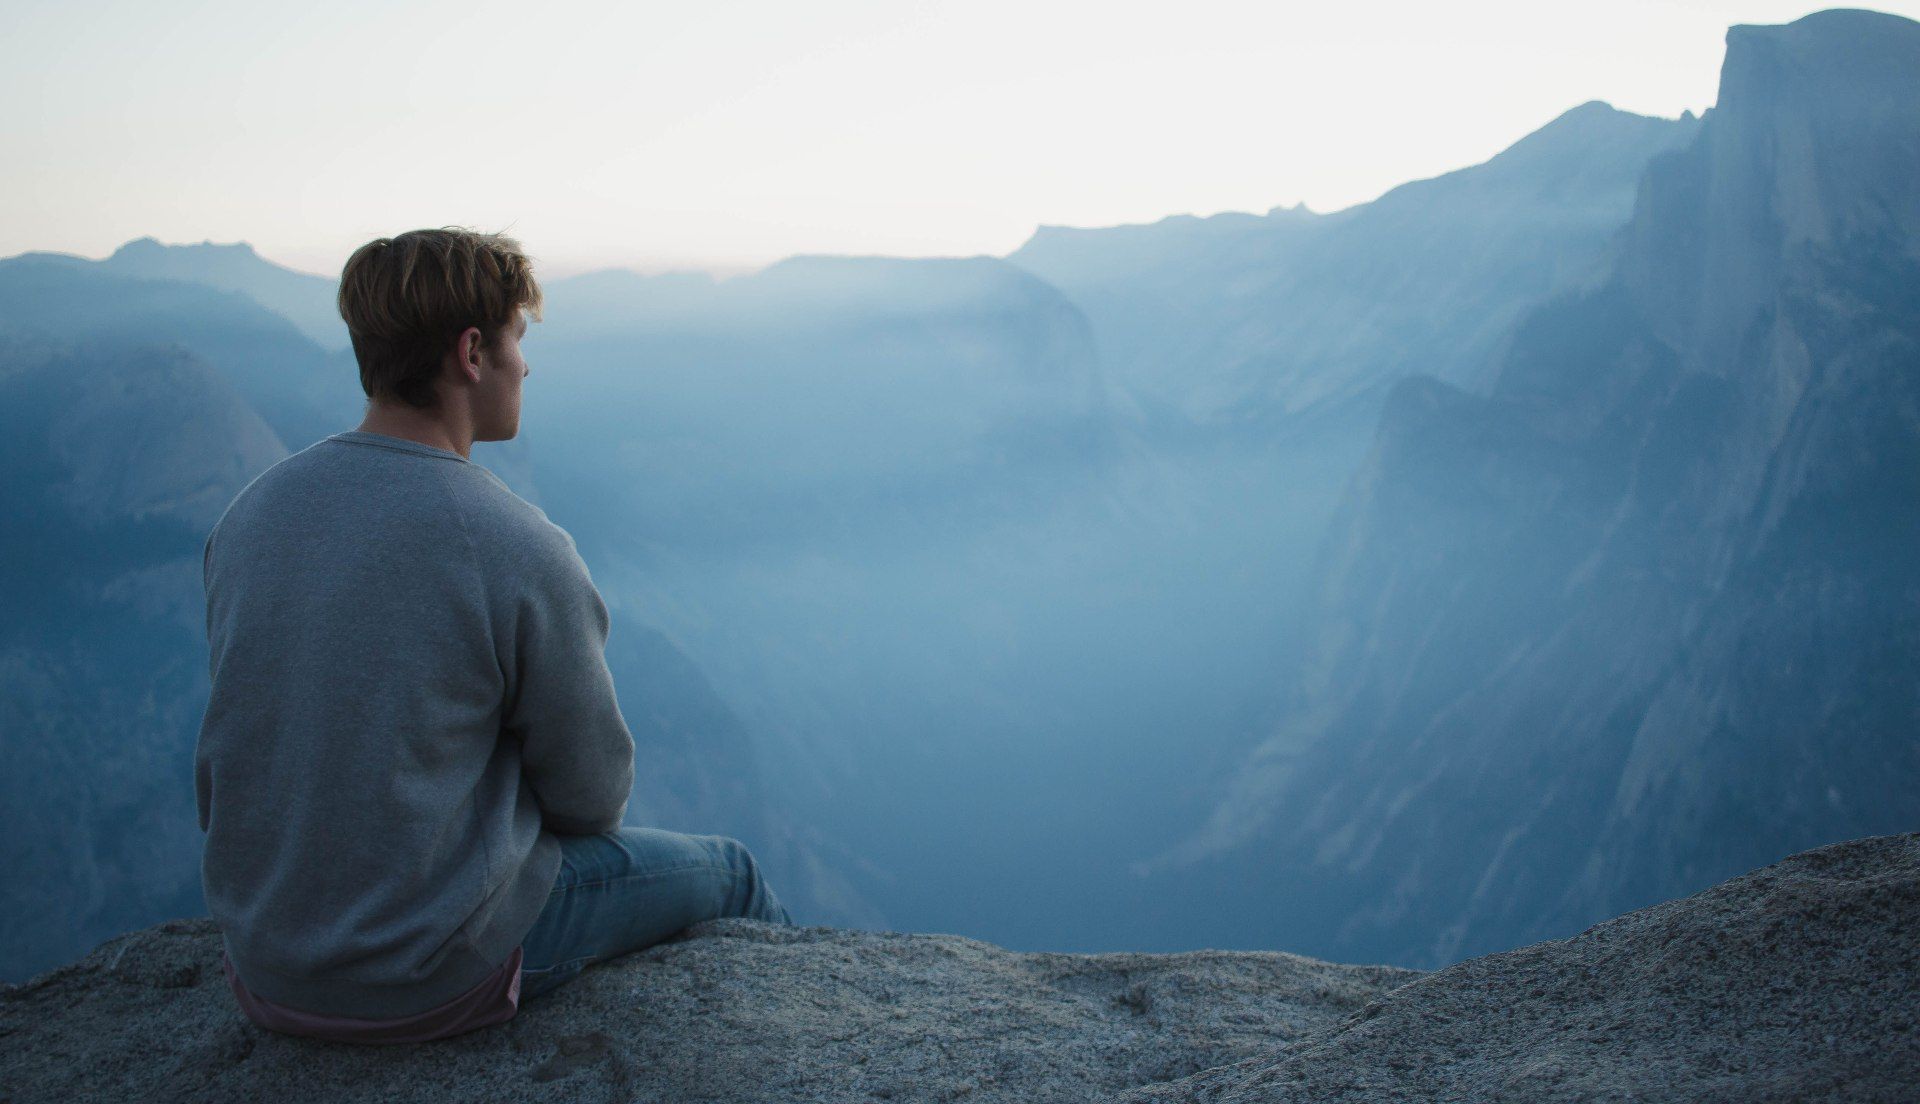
xmin=1736 ymin=5 xmax=1920 ymax=41
xmin=1488 ymin=98 xmax=1692 ymax=169
xmin=1262 ymin=200 xmax=1319 ymax=219
xmin=1673 ymin=4 xmax=1920 ymax=271
xmin=108 ymin=236 xmax=263 ymax=263
xmin=1557 ymin=98 xmax=1620 ymax=118
xmin=95 ymin=235 xmax=346 ymax=350
xmin=1718 ymin=7 xmax=1920 ymax=117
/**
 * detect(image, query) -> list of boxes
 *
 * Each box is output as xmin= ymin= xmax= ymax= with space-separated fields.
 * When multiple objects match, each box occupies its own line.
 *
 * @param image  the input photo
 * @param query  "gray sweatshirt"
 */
xmin=195 ymin=429 xmax=636 ymax=1019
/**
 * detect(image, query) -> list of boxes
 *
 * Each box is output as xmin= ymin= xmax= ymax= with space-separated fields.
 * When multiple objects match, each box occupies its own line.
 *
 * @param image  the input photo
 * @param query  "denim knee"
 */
xmin=708 ymin=835 xmax=792 ymax=925
xmin=710 ymin=835 xmax=756 ymax=872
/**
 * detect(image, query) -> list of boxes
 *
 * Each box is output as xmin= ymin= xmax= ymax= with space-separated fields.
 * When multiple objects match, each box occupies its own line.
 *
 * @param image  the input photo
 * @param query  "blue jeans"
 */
xmin=516 ymin=826 xmax=795 ymax=1002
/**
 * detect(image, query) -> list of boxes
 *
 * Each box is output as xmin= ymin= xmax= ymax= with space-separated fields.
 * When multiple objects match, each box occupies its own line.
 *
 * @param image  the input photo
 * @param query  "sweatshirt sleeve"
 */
xmin=504 ymin=528 xmax=637 ymax=836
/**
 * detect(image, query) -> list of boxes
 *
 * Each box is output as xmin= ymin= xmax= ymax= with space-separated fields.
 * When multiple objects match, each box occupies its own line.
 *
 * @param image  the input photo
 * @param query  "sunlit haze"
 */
xmin=5 ymin=0 xmax=1914 ymax=278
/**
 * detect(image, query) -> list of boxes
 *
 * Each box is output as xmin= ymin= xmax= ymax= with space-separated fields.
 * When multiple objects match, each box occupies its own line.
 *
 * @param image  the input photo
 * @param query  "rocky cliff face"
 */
xmin=3 ymin=832 xmax=1912 ymax=1103
xmin=1142 ymin=8 xmax=1920 ymax=969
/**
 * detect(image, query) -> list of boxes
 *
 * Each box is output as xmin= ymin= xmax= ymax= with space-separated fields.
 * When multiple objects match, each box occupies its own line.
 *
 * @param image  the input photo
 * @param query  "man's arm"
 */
xmin=504 ymin=531 xmax=636 ymax=835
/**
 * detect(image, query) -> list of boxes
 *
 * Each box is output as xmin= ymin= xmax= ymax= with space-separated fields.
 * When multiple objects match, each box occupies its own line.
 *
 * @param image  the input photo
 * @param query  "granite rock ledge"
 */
xmin=2 ymin=833 xmax=1914 ymax=1103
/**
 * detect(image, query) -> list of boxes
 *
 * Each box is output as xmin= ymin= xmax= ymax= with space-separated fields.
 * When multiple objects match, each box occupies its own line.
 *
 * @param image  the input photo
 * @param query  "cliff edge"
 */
xmin=2 ymin=833 xmax=1914 ymax=1103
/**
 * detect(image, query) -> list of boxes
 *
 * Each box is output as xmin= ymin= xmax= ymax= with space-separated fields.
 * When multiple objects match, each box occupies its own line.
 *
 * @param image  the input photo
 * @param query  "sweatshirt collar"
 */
xmin=326 ymin=431 xmax=470 ymax=463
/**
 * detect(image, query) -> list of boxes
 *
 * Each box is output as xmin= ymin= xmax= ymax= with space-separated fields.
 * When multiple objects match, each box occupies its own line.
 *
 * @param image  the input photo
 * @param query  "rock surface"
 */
xmin=1124 ymin=831 xmax=1920 ymax=1102
xmin=3 ymin=832 xmax=1915 ymax=1102
xmin=0 ymin=914 xmax=1415 ymax=1104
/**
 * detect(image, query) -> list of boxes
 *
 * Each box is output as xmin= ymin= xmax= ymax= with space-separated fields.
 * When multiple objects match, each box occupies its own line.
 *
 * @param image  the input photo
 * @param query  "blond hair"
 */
xmin=337 ymin=227 xmax=544 ymax=409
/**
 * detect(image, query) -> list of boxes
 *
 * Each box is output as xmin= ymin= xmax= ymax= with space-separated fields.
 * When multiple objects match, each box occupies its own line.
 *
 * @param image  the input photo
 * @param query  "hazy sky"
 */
xmin=4 ymin=0 xmax=1915 ymax=279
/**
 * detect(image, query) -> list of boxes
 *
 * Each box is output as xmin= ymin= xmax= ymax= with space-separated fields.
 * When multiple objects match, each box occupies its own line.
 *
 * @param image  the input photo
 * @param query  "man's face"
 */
xmin=474 ymin=312 xmax=530 ymax=441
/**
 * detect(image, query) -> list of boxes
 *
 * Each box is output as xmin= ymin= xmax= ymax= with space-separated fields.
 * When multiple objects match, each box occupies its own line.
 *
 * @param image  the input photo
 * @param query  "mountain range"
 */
xmin=1132 ymin=6 xmax=1920 ymax=967
xmin=1 ymin=6 xmax=1912 ymax=983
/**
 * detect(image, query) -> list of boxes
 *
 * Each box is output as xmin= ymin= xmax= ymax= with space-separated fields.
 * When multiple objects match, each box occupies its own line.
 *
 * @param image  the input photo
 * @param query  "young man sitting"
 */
xmin=195 ymin=226 xmax=794 ymax=1044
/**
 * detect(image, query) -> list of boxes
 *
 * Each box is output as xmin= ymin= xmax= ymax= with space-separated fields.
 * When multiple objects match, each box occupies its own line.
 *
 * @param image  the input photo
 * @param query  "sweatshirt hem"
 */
xmin=223 ymin=837 xmax=563 ymax=1020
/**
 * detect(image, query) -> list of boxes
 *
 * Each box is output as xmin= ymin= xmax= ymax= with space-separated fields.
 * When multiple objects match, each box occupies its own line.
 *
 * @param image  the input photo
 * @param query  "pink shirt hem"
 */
xmin=222 ymin=946 xmax=523 ymax=1044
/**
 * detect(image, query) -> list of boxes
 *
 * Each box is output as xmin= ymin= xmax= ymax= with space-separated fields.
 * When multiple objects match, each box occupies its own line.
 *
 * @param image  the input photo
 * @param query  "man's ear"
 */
xmin=456 ymin=325 xmax=485 ymax=382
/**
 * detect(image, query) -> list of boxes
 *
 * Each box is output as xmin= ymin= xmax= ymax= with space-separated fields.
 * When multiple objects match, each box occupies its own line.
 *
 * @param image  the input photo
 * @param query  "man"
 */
xmin=195 ymin=226 xmax=794 ymax=1045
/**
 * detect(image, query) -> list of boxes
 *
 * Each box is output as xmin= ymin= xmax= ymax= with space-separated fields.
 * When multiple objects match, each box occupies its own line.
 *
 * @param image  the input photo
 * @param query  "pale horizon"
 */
xmin=7 ymin=0 xmax=1918 ymax=282
xmin=10 ymin=93 xmax=1683 ymax=285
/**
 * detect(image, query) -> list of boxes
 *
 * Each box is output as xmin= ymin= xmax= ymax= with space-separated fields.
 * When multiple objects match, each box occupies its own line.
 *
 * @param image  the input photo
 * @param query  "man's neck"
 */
xmin=355 ymin=404 xmax=473 ymax=460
